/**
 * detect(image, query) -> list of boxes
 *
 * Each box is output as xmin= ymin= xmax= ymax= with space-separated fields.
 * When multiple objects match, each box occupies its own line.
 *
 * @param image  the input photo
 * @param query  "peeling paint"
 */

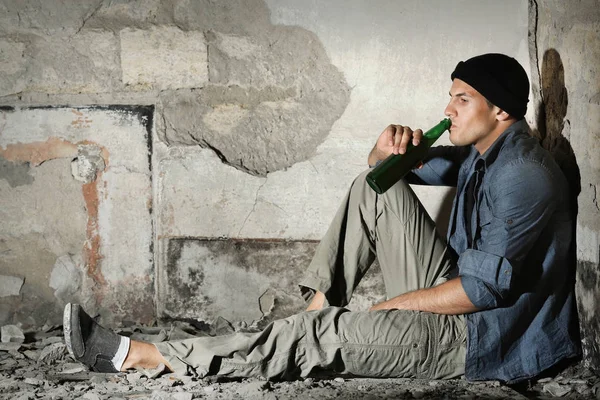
xmin=159 ymin=0 xmax=350 ymax=177
xmin=82 ymin=177 xmax=105 ymax=286
xmin=70 ymin=144 xmax=106 ymax=183
xmin=0 ymin=137 xmax=79 ymax=167
xmin=0 ymin=136 xmax=110 ymax=168
xmin=71 ymin=109 xmax=94 ymax=129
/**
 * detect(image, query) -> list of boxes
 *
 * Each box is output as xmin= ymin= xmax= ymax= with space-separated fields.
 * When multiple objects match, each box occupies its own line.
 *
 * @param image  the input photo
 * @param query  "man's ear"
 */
xmin=495 ymin=108 xmax=512 ymax=121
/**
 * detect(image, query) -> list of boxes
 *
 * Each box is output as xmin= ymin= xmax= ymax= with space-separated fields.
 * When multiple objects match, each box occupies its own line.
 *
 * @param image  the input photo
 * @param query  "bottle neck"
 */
xmin=423 ymin=118 xmax=451 ymax=140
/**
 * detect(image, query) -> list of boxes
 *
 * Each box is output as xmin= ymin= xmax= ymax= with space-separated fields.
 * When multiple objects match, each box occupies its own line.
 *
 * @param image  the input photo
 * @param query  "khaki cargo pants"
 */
xmin=155 ymin=170 xmax=467 ymax=380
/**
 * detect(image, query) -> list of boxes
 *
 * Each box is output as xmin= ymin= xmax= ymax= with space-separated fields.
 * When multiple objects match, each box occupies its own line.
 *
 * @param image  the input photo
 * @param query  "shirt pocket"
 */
xmin=476 ymin=204 xmax=508 ymax=251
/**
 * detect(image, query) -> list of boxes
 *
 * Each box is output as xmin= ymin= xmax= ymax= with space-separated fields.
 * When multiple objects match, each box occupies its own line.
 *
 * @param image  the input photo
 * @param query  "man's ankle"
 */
xmin=121 ymin=341 xmax=172 ymax=371
xmin=120 ymin=340 xmax=143 ymax=371
xmin=306 ymin=291 xmax=326 ymax=311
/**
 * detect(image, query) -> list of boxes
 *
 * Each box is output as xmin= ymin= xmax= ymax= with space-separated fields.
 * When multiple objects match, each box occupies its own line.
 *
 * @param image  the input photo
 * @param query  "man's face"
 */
xmin=444 ymin=78 xmax=500 ymax=153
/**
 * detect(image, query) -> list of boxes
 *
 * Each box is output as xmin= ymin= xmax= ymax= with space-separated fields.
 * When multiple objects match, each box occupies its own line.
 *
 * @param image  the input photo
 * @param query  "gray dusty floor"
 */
xmin=1 ymin=322 xmax=599 ymax=400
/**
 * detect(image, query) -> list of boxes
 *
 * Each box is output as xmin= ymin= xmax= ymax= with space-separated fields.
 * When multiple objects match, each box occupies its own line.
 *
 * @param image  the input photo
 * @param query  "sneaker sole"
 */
xmin=63 ymin=303 xmax=75 ymax=359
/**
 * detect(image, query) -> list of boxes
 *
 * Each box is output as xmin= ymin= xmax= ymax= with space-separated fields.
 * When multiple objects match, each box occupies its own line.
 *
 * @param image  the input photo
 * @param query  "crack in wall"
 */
xmin=205 ymin=32 xmax=211 ymax=84
xmin=529 ymin=0 xmax=542 ymax=102
xmin=238 ymin=177 xmax=268 ymax=236
xmin=592 ymin=184 xmax=600 ymax=212
xmin=258 ymin=288 xmax=276 ymax=320
xmin=75 ymin=0 xmax=105 ymax=36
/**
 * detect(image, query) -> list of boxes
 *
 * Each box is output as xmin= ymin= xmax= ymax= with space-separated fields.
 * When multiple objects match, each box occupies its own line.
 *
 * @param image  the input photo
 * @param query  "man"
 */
xmin=64 ymin=53 xmax=581 ymax=383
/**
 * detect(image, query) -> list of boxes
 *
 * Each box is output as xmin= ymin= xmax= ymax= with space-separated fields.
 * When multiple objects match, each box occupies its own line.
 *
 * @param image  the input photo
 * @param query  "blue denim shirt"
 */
xmin=407 ymin=120 xmax=581 ymax=382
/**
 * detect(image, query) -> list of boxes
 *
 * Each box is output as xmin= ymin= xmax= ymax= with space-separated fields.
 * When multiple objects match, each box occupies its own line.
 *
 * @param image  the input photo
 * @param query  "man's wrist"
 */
xmin=368 ymin=159 xmax=383 ymax=168
xmin=368 ymin=147 xmax=387 ymax=167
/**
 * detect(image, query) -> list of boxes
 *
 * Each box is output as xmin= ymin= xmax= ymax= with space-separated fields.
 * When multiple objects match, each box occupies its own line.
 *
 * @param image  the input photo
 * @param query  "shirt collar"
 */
xmin=473 ymin=119 xmax=529 ymax=169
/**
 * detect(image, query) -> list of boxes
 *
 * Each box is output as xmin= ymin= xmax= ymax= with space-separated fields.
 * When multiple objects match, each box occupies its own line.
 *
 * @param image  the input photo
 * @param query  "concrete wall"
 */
xmin=529 ymin=0 xmax=600 ymax=372
xmin=0 ymin=0 xmax=597 ymax=370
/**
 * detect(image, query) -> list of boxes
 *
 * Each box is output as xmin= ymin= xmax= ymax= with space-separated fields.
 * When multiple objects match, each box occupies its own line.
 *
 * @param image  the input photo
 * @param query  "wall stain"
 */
xmin=161 ymin=237 xmax=319 ymax=323
xmin=0 ymin=136 xmax=110 ymax=167
xmin=577 ymin=260 xmax=600 ymax=373
xmin=0 ymin=157 xmax=34 ymax=187
xmin=82 ymin=177 xmax=106 ymax=286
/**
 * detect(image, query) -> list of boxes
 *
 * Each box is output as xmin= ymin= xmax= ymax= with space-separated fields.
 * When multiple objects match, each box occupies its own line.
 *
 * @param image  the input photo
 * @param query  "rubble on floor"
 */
xmin=0 ymin=322 xmax=598 ymax=400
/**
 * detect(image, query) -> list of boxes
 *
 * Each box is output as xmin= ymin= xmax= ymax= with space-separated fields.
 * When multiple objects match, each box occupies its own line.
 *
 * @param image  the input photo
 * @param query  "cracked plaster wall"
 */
xmin=0 ymin=0 xmax=352 ymax=327
xmin=528 ymin=0 xmax=600 ymax=372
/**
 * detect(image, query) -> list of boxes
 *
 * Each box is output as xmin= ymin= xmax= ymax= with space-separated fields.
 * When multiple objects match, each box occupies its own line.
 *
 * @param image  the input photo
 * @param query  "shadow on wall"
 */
xmin=535 ymin=48 xmax=581 ymax=202
xmin=533 ymin=47 xmax=585 ymax=356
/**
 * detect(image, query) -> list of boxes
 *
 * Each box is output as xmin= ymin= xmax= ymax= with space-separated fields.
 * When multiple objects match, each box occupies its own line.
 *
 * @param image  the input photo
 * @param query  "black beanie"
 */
xmin=451 ymin=53 xmax=530 ymax=119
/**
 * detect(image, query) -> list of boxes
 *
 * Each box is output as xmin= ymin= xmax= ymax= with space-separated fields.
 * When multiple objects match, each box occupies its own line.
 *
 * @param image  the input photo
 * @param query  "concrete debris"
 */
xmin=23 ymin=377 xmax=43 ymax=386
xmin=40 ymin=336 xmax=63 ymax=347
xmin=203 ymin=385 xmax=217 ymax=393
xmin=22 ymin=350 xmax=38 ymax=361
xmin=60 ymin=363 xmax=87 ymax=374
xmin=81 ymin=393 xmax=101 ymax=400
xmin=0 ymin=275 xmax=24 ymax=297
xmin=139 ymin=362 xmax=166 ymax=379
xmin=150 ymin=391 xmax=173 ymax=400
xmin=1 ymin=325 xmax=25 ymax=343
xmin=0 ymin=322 xmax=597 ymax=399
xmin=37 ymin=342 xmax=67 ymax=365
xmin=543 ymin=380 xmax=573 ymax=397
xmin=89 ymin=375 xmax=108 ymax=385
xmin=0 ymin=342 xmax=21 ymax=351
xmin=171 ymin=393 xmax=193 ymax=400
xmin=239 ymin=380 xmax=271 ymax=394
xmin=411 ymin=389 xmax=426 ymax=399
xmin=129 ymin=329 xmax=168 ymax=343
xmin=126 ymin=371 xmax=144 ymax=383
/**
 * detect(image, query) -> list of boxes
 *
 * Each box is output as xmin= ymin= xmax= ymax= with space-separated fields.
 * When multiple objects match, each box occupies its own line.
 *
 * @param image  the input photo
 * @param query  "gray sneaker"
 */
xmin=63 ymin=303 xmax=122 ymax=373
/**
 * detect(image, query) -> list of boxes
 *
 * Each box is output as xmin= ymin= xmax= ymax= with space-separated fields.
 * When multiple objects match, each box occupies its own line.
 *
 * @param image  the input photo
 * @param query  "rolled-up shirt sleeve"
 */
xmin=459 ymin=250 xmax=514 ymax=309
xmin=406 ymin=145 xmax=471 ymax=186
xmin=458 ymin=160 xmax=560 ymax=310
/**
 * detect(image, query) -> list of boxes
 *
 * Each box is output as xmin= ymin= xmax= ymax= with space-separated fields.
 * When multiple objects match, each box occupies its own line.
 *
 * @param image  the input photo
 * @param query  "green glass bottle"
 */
xmin=366 ymin=118 xmax=451 ymax=194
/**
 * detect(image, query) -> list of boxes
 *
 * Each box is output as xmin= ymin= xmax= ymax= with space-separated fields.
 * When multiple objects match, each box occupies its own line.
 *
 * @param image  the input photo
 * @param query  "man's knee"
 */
xmin=354 ymin=169 xmax=413 ymax=197
xmin=351 ymin=169 xmax=374 ymax=192
xmin=349 ymin=170 xmax=416 ymax=214
xmin=376 ymin=178 xmax=421 ymax=224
